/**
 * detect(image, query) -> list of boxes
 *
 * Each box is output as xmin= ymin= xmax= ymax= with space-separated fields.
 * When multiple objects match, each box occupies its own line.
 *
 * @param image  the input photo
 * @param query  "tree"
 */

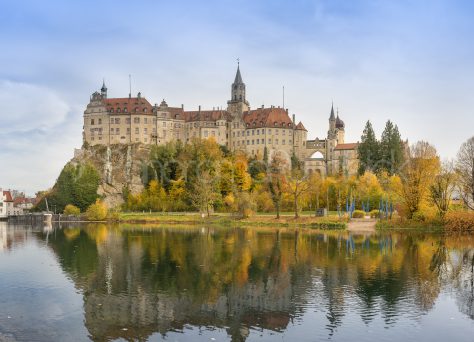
xmin=307 ymin=172 xmax=323 ymax=210
xmin=189 ymin=171 xmax=219 ymax=217
xmin=286 ymin=168 xmax=310 ymax=218
xmin=267 ymin=153 xmax=287 ymax=219
xmin=456 ymin=136 xmax=474 ymax=210
xmin=85 ymin=199 xmax=108 ymax=221
xmin=398 ymin=141 xmax=440 ymax=218
xmin=64 ymin=204 xmax=80 ymax=216
xmin=357 ymin=121 xmax=380 ymax=175
xmin=380 ymin=120 xmax=405 ymax=175
xmin=430 ymin=160 xmax=457 ymax=217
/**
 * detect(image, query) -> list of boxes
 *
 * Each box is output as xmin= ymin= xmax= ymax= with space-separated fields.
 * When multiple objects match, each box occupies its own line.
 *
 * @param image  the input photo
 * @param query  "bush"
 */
xmin=444 ymin=211 xmax=474 ymax=232
xmin=85 ymin=199 xmax=108 ymax=221
xmin=352 ymin=210 xmax=366 ymax=218
xmin=369 ymin=209 xmax=380 ymax=218
xmin=64 ymin=204 xmax=80 ymax=216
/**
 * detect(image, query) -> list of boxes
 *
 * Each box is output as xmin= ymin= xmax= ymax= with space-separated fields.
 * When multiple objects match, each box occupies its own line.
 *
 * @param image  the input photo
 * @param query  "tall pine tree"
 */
xmin=380 ymin=120 xmax=404 ymax=175
xmin=357 ymin=120 xmax=380 ymax=175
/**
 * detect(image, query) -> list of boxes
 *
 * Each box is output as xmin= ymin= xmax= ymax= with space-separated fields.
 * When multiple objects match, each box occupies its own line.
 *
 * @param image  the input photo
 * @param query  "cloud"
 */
xmin=0 ymin=80 xmax=70 ymax=133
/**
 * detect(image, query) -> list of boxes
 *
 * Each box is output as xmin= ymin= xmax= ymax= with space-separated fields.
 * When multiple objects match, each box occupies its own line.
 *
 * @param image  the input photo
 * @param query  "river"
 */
xmin=1 ymin=222 xmax=473 ymax=341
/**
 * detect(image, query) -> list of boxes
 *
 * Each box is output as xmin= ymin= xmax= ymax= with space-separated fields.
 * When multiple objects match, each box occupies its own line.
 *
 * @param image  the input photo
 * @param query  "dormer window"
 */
xmin=117 ymin=108 xmax=121 ymax=113
xmin=135 ymin=108 xmax=138 ymax=112
xmin=124 ymin=108 xmax=127 ymax=112
xmin=110 ymin=109 xmax=114 ymax=113
xmin=143 ymin=108 xmax=147 ymax=113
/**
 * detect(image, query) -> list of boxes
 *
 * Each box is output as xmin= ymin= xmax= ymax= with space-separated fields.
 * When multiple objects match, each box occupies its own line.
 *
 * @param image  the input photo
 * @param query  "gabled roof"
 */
xmin=243 ymin=107 xmax=293 ymax=128
xmin=104 ymin=97 xmax=154 ymax=115
xmin=183 ymin=110 xmax=230 ymax=122
xmin=296 ymin=121 xmax=307 ymax=131
xmin=334 ymin=143 xmax=358 ymax=150
xmin=3 ymin=191 xmax=13 ymax=202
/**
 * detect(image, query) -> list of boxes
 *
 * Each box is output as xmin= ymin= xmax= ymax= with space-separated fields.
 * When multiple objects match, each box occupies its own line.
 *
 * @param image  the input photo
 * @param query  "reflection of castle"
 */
xmin=83 ymin=65 xmax=358 ymax=176
xmin=38 ymin=226 xmax=474 ymax=341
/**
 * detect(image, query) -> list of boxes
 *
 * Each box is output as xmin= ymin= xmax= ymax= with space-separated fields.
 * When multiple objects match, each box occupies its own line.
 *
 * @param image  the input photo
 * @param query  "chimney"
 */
xmin=198 ymin=105 xmax=201 ymax=112
xmin=181 ymin=104 xmax=184 ymax=109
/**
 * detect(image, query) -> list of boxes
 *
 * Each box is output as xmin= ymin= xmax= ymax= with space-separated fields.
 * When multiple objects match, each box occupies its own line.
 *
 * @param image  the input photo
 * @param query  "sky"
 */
xmin=1 ymin=0 xmax=474 ymax=195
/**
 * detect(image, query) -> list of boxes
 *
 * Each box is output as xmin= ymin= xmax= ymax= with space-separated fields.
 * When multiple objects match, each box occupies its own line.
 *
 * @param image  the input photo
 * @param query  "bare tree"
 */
xmin=189 ymin=171 xmax=219 ymax=217
xmin=456 ymin=136 xmax=474 ymax=210
xmin=430 ymin=160 xmax=458 ymax=217
xmin=286 ymin=168 xmax=310 ymax=219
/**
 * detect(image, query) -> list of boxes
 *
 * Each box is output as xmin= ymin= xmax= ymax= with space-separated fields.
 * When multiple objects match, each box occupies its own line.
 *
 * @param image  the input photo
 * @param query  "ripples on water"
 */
xmin=1 ymin=223 xmax=474 ymax=341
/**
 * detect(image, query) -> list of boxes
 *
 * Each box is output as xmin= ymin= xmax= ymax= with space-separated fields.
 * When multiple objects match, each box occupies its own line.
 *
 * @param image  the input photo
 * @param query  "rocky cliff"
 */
xmin=71 ymin=144 xmax=150 ymax=208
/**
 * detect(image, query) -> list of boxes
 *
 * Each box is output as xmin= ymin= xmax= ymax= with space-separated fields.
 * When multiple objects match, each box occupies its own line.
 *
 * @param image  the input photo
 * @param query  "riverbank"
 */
xmin=117 ymin=212 xmax=348 ymax=229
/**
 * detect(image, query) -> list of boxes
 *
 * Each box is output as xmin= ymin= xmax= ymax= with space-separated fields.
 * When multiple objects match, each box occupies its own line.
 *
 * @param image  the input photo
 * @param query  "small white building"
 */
xmin=0 ymin=189 xmax=15 ymax=218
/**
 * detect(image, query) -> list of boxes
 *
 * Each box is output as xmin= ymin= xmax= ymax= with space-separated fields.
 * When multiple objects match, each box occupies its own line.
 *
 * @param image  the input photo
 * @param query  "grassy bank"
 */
xmin=376 ymin=218 xmax=445 ymax=232
xmin=117 ymin=212 xmax=347 ymax=229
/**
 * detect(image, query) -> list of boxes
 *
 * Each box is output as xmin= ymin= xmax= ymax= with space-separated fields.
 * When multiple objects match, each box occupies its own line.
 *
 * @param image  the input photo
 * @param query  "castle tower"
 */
xmin=101 ymin=80 xmax=107 ymax=99
xmin=328 ymin=103 xmax=336 ymax=139
xmin=227 ymin=62 xmax=249 ymax=117
xmin=335 ymin=110 xmax=345 ymax=144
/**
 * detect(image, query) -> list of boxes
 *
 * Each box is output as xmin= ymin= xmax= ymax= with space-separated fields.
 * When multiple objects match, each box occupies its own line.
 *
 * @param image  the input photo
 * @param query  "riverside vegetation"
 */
xmin=34 ymin=121 xmax=474 ymax=232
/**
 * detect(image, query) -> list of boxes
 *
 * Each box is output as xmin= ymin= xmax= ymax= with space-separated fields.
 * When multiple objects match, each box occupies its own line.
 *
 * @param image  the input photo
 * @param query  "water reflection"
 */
xmin=2 ymin=223 xmax=474 ymax=341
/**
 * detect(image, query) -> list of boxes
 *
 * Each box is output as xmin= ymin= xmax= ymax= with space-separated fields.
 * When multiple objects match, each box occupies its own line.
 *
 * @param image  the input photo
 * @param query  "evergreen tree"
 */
xmin=380 ymin=120 xmax=404 ymax=175
xmin=263 ymin=146 xmax=269 ymax=165
xmin=357 ymin=121 xmax=380 ymax=175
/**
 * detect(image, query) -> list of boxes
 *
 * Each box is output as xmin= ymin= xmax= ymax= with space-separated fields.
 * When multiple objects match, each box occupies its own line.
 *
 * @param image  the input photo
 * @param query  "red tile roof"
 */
xmin=3 ymin=191 xmax=13 ymax=202
xmin=104 ymin=97 xmax=154 ymax=115
xmin=334 ymin=143 xmax=358 ymax=150
xmin=183 ymin=110 xmax=230 ymax=122
xmin=243 ymin=107 xmax=294 ymax=128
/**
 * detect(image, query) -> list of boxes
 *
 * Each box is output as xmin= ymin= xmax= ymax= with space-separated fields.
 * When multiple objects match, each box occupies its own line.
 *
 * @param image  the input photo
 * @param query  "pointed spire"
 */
xmin=234 ymin=59 xmax=243 ymax=84
xmin=101 ymin=79 xmax=107 ymax=92
xmin=330 ymin=102 xmax=335 ymax=120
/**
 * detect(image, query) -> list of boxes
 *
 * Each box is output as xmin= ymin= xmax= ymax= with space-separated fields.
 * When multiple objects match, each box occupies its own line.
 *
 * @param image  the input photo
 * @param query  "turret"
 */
xmin=101 ymin=80 xmax=107 ymax=99
xmin=328 ymin=103 xmax=336 ymax=137
xmin=227 ymin=62 xmax=250 ymax=117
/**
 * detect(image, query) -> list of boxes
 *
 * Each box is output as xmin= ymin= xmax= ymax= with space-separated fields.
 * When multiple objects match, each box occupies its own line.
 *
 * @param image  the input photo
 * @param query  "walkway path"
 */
xmin=347 ymin=218 xmax=377 ymax=233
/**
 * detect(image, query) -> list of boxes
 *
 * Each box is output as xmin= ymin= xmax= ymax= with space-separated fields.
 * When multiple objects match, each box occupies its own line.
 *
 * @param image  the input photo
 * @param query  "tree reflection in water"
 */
xmin=30 ymin=224 xmax=474 ymax=341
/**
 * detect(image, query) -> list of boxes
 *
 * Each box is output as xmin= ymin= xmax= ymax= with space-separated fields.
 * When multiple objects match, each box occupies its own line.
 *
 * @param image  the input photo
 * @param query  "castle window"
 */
xmin=282 ymin=139 xmax=285 ymax=145
xmin=115 ymin=118 xmax=120 ymax=124
xmin=135 ymin=127 xmax=139 ymax=134
xmin=283 ymin=130 xmax=286 ymax=135
xmin=98 ymin=119 xmax=102 ymax=125
xmin=256 ymin=139 xmax=259 ymax=144
xmin=247 ymin=131 xmax=250 ymax=136
xmin=144 ymin=128 xmax=148 ymax=134
xmin=134 ymin=117 xmax=140 ymax=124
xmin=110 ymin=118 xmax=114 ymax=124
xmin=252 ymin=130 xmax=254 ymax=136
xmin=127 ymin=128 xmax=131 ymax=134
xmin=91 ymin=119 xmax=95 ymax=125
xmin=116 ymin=128 xmax=120 ymax=134
xmin=239 ymin=95 xmax=242 ymax=100
xmin=144 ymin=118 xmax=148 ymax=124
xmin=126 ymin=118 xmax=131 ymax=124
xmin=268 ymin=139 xmax=272 ymax=144
xmin=110 ymin=128 xmax=114 ymax=134
xmin=268 ymin=129 xmax=271 ymax=134
xmin=261 ymin=139 xmax=264 ymax=144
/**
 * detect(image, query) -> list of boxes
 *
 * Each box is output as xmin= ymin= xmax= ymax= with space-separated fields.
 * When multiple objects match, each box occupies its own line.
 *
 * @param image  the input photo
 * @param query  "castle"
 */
xmin=83 ymin=65 xmax=358 ymax=176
